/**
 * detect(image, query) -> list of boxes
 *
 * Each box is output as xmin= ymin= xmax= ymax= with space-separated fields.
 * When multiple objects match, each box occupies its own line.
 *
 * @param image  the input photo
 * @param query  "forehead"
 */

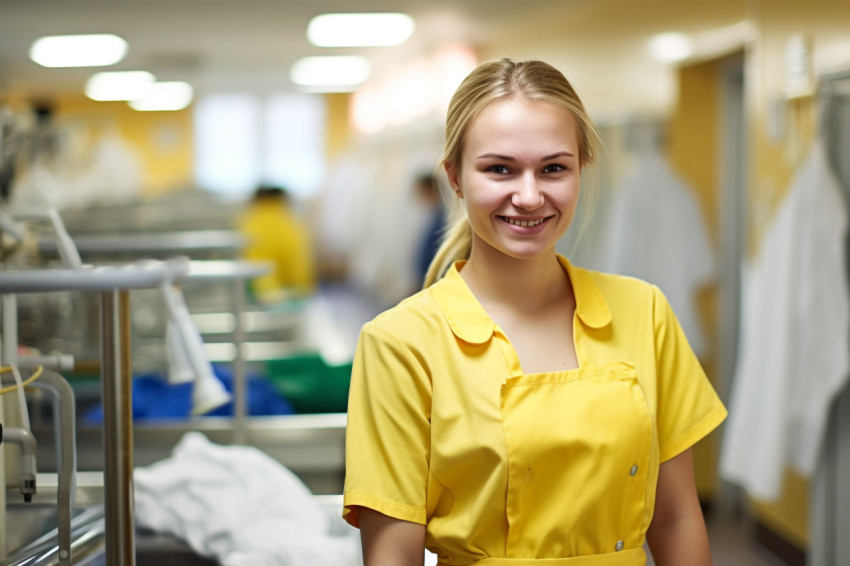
xmin=464 ymin=97 xmax=578 ymax=154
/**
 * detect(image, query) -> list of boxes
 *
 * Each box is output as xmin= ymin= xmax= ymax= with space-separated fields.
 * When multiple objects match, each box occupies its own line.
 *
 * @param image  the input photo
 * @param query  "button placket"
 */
xmin=617 ymin=464 xmax=638 ymax=553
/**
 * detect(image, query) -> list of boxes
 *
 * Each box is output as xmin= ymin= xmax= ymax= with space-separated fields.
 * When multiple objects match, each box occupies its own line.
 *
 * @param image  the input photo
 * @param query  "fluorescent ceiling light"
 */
xmin=85 ymin=71 xmax=155 ymax=101
xmin=648 ymin=32 xmax=694 ymax=63
xmin=307 ymin=13 xmax=414 ymax=47
xmin=290 ymin=56 xmax=371 ymax=90
xmin=128 ymin=81 xmax=194 ymax=111
xmin=30 ymin=34 xmax=127 ymax=68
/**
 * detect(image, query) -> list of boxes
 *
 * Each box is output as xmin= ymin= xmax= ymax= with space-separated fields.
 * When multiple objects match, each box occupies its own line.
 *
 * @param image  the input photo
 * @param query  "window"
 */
xmin=194 ymin=93 xmax=325 ymax=199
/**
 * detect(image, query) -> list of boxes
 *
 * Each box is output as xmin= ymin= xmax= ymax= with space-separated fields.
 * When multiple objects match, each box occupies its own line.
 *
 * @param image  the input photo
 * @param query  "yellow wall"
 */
xmin=666 ymin=57 xmax=724 ymax=501
xmin=324 ymin=93 xmax=353 ymax=165
xmin=668 ymin=60 xmax=721 ymax=244
xmin=50 ymin=96 xmax=195 ymax=195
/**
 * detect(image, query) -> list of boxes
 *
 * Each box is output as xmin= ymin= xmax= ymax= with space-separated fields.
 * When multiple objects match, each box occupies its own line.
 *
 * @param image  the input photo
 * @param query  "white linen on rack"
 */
xmin=719 ymin=139 xmax=850 ymax=500
xmin=601 ymin=149 xmax=715 ymax=358
xmin=134 ymin=431 xmax=361 ymax=566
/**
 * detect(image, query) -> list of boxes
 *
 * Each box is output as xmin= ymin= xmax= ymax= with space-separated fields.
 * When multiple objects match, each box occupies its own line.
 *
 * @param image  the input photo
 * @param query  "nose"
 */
xmin=511 ymin=172 xmax=545 ymax=209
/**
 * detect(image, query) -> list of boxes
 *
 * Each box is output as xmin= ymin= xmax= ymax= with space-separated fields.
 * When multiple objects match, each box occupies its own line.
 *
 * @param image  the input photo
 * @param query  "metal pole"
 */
xmin=101 ymin=290 xmax=135 ymax=566
xmin=232 ymin=280 xmax=247 ymax=444
xmin=31 ymin=370 xmax=76 ymax=565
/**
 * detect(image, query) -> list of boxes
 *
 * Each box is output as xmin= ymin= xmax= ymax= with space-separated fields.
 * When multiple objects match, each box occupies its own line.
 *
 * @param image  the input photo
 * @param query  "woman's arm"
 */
xmin=646 ymin=449 xmax=713 ymax=566
xmin=358 ymin=506 xmax=426 ymax=566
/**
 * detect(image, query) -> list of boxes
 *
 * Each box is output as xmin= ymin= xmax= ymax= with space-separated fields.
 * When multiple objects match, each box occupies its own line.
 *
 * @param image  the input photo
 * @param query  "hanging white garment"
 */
xmin=719 ymin=139 xmax=849 ymax=500
xmin=602 ymin=149 xmax=715 ymax=357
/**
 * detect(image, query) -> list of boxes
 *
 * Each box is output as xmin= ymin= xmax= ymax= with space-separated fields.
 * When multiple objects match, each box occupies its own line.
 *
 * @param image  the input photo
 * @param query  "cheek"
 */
xmin=557 ymin=179 xmax=581 ymax=204
xmin=465 ymin=186 xmax=504 ymax=215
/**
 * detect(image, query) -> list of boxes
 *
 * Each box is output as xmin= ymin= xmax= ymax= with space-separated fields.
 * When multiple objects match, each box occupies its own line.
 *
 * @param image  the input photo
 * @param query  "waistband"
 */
xmin=447 ymin=548 xmax=646 ymax=566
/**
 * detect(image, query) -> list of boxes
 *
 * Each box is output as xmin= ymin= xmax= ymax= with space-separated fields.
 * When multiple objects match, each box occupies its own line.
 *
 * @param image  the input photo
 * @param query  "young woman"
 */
xmin=343 ymin=58 xmax=726 ymax=566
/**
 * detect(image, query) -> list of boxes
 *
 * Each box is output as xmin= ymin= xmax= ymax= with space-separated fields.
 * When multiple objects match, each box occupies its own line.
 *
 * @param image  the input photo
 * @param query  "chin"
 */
xmin=497 ymin=244 xmax=556 ymax=261
xmin=472 ymin=233 xmax=560 ymax=262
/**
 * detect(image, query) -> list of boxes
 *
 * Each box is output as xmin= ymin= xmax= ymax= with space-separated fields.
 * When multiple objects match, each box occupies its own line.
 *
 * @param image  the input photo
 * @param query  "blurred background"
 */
xmin=0 ymin=0 xmax=849 ymax=564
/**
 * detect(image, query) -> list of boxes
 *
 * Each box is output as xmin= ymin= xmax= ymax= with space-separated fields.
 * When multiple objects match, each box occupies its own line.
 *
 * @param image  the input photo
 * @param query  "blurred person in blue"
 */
xmin=414 ymin=173 xmax=447 ymax=286
xmin=237 ymin=184 xmax=317 ymax=304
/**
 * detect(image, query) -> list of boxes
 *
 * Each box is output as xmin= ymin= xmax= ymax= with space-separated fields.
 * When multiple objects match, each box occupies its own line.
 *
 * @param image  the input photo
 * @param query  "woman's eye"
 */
xmin=542 ymin=163 xmax=566 ymax=173
xmin=486 ymin=165 xmax=510 ymax=175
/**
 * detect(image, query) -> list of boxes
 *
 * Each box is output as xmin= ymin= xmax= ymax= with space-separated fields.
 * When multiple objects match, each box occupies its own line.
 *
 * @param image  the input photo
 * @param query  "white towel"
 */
xmin=134 ymin=432 xmax=360 ymax=566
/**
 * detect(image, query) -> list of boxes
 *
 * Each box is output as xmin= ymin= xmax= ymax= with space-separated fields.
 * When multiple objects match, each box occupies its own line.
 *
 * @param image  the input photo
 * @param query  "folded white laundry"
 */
xmin=134 ymin=431 xmax=361 ymax=566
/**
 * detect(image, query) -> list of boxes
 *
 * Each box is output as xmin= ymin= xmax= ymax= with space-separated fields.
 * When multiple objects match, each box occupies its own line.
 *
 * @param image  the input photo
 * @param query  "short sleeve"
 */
xmin=652 ymin=285 xmax=727 ymax=462
xmin=342 ymin=321 xmax=431 ymax=527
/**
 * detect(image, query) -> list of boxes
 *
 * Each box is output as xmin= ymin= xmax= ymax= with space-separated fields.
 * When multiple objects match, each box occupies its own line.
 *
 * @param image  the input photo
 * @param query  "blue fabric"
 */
xmin=83 ymin=365 xmax=295 ymax=423
xmin=417 ymin=211 xmax=446 ymax=283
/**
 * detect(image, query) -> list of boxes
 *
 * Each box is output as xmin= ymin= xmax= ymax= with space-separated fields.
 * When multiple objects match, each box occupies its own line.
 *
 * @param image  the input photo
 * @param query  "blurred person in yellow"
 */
xmin=237 ymin=184 xmax=317 ymax=304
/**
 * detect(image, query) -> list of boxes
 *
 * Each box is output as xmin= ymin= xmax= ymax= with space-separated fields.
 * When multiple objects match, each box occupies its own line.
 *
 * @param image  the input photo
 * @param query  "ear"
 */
xmin=443 ymin=162 xmax=463 ymax=198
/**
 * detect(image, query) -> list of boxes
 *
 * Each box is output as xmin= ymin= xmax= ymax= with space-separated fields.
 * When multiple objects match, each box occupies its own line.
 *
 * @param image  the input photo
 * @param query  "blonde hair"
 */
xmin=422 ymin=58 xmax=602 ymax=288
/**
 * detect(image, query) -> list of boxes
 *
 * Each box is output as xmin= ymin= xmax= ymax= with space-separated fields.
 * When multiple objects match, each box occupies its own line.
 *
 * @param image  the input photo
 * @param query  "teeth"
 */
xmin=505 ymin=217 xmax=543 ymax=227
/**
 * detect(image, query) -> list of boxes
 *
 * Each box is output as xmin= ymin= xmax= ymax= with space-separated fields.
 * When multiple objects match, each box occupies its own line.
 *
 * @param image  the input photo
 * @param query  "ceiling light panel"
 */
xmin=290 ymin=56 xmax=371 ymax=91
xmin=648 ymin=32 xmax=694 ymax=63
xmin=129 ymin=81 xmax=194 ymax=111
xmin=85 ymin=71 xmax=155 ymax=101
xmin=30 ymin=34 xmax=128 ymax=68
xmin=307 ymin=13 xmax=415 ymax=47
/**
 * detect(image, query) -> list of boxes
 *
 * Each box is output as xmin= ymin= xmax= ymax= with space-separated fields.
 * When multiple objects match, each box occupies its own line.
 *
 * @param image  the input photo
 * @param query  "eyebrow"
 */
xmin=475 ymin=151 xmax=576 ymax=161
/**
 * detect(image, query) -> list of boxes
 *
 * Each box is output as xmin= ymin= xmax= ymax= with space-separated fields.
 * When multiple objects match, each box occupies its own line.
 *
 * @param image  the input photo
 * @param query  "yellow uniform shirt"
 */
xmin=236 ymin=199 xmax=316 ymax=299
xmin=343 ymin=256 xmax=727 ymax=566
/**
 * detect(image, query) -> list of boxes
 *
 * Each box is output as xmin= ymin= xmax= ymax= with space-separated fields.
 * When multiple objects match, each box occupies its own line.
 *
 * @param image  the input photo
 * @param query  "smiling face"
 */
xmin=445 ymin=96 xmax=581 ymax=264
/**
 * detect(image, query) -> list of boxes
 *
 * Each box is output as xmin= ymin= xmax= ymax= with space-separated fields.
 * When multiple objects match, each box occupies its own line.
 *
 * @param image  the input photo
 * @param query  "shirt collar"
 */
xmin=431 ymin=255 xmax=612 ymax=345
xmin=559 ymin=255 xmax=612 ymax=329
xmin=431 ymin=260 xmax=495 ymax=344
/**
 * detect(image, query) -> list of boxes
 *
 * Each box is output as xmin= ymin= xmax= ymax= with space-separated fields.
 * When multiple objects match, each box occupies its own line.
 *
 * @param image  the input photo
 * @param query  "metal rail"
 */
xmin=100 ymin=290 xmax=135 ymax=566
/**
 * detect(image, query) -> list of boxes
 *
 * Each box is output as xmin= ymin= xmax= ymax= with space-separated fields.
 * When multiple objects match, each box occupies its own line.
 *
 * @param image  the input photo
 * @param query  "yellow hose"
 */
xmin=0 ymin=365 xmax=44 ymax=394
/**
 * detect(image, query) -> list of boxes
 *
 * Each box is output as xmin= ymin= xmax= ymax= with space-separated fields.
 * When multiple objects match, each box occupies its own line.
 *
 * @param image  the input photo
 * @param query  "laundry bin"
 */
xmin=264 ymin=352 xmax=352 ymax=414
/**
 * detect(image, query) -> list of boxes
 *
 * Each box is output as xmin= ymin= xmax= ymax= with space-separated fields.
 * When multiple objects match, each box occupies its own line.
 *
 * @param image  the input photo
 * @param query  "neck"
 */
xmin=460 ymin=247 xmax=570 ymax=313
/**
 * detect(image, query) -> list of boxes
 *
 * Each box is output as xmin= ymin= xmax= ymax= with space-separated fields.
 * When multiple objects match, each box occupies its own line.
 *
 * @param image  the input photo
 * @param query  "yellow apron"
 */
xmin=462 ymin=361 xmax=653 ymax=566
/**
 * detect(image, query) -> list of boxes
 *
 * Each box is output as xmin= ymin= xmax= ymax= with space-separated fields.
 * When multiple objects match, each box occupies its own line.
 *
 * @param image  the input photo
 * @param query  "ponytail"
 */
xmin=422 ymin=206 xmax=472 ymax=288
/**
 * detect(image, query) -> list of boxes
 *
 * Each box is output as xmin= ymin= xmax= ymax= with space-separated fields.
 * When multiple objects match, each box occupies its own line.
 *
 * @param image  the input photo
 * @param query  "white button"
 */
xmin=615 ymin=540 xmax=624 ymax=551
xmin=630 ymin=464 xmax=638 ymax=476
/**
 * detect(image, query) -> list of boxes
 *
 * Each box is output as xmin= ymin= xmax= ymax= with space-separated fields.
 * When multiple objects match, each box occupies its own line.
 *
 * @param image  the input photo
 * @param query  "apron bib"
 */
xmin=496 ymin=361 xmax=652 ymax=564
